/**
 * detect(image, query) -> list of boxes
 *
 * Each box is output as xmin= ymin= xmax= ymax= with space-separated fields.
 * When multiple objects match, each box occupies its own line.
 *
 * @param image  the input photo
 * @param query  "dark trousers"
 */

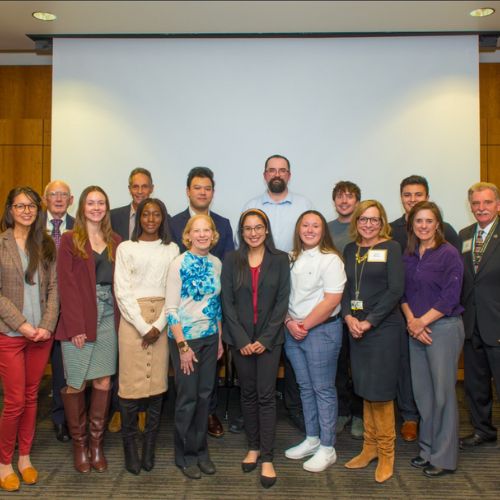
xmin=208 ymin=359 xmax=220 ymax=415
xmin=232 ymin=345 xmax=282 ymax=462
xmin=397 ymin=326 xmax=419 ymax=422
xmin=51 ymin=340 xmax=67 ymax=425
xmin=464 ymin=325 xmax=500 ymax=440
xmin=169 ymin=335 xmax=218 ymax=468
xmin=336 ymin=324 xmax=363 ymax=418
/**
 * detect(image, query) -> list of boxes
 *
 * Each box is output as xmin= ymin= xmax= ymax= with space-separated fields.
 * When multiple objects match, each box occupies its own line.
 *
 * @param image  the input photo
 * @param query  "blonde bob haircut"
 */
xmin=182 ymin=213 xmax=220 ymax=250
xmin=349 ymin=199 xmax=392 ymax=244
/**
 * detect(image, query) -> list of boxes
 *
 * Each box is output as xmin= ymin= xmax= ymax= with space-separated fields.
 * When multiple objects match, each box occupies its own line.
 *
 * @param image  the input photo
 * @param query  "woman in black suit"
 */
xmin=221 ymin=208 xmax=290 ymax=489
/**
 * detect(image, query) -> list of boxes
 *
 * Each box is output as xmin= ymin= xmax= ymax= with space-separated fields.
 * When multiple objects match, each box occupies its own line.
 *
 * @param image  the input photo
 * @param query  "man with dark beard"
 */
xmin=242 ymin=155 xmax=312 ymax=252
xmin=241 ymin=154 xmax=312 ymax=432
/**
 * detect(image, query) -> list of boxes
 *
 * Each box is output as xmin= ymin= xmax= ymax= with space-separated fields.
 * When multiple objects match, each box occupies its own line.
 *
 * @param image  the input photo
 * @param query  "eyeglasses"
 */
xmin=47 ymin=191 xmax=70 ymax=199
xmin=242 ymin=224 xmax=266 ymax=234
xmin=12 ymin=203 xmax=37 ymax=213
xmin=265 ymin=168 xmax=289 ymax=176
xmin=358 ymin=216 xmax=381 ymax=226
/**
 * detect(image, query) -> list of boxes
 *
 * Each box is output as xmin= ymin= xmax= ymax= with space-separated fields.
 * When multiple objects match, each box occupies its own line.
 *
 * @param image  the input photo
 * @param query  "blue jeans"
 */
xmin=285 ymin=318 xmax=342 ymax=446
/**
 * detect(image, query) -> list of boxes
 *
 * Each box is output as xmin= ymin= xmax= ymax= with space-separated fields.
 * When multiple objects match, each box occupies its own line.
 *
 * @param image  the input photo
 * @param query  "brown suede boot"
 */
xmin=371 ymin=400 xmax=396 ymax=483
xmin=89 ymin=387 xmax=111 ymax=472
xmin=61 ymin=387 xmax=91 ymax=473
xmin=345 ymin=400 xmax=378 ymax=469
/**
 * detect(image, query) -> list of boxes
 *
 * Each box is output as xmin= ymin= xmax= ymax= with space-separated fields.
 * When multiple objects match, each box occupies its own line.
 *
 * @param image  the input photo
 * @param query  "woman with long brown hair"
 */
xmin=284 ymin=210 xmax=345 ymax=474
xmin=56 ymin=186 xmax=121 ymax=474
xmin=0 ymin=186 xmax=58 ymax=492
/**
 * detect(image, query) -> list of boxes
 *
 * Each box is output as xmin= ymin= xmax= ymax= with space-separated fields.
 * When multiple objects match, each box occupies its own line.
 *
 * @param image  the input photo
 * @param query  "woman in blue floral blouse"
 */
xmin=166 ymin=214 xmax=223 ymax=480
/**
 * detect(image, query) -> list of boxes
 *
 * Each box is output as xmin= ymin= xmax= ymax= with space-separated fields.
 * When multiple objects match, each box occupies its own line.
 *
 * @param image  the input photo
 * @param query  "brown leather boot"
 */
xmin=345 ymin=400 xmax=378 ymax=469
xmin=61 ymin=387 xmax=91 ymax=473
xmin=371 ymin=400 xmax=396 ymax=483
xmin=89 ymin=387 xmax=111 ymax=472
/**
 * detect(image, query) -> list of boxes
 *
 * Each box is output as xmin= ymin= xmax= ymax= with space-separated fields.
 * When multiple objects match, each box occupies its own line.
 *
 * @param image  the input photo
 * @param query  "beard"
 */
xmin=268 ymin=177 xmax=286 ymax=194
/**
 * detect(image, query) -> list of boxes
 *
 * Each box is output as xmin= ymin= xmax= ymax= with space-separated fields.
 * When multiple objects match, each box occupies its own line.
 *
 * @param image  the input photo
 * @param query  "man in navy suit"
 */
xmin=43 ymin=180 xmax=75 ymax=443
xmin=459 ymin=182 xmax=500 ymax=448
xmin=110 ymin=167 xmax=155 ymax=241
xmin=170 ymin=167 xmax=235 ymax=437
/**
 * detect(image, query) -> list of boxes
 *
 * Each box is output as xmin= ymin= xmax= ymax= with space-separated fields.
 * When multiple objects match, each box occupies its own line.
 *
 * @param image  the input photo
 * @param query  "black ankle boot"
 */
xmin=119 ymin=397 xmax=141 ymax=475
xmin=142 ymin=395 xmax=163 ymax=471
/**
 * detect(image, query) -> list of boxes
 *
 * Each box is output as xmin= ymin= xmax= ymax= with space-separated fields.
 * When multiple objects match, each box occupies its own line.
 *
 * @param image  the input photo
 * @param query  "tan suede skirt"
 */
xmin=118 ymin=297 xmax=168 ymax=399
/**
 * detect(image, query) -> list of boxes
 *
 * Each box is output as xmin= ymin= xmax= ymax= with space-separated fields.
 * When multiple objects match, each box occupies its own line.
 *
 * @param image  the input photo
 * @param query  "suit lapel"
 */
xmin=4 ymin=230 xmax=25 ymax=279
xmin=84 ymin=240 xmax=97 ymax=291
xmin=257 ymin=251 xmax=272 ymax=290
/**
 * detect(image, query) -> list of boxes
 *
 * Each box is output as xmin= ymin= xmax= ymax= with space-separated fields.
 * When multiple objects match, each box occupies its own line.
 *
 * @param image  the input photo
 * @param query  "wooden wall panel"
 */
xmin=0 ymin=146 xmax=44 ymax=202
xmin=0 ymin=118 xmax=43 ymax=145
xmin=0 ymin=66 xmax=51 ymax=201
xmin=479 ymin=64 xmax=500 ymax=186
xmin=0 ymin=66 xmax=51 ymax=119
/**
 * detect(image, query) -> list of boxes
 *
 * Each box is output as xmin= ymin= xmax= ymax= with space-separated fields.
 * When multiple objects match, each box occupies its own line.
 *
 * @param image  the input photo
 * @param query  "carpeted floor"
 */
xmin=0 ymin=379 xmax=499 ymax=499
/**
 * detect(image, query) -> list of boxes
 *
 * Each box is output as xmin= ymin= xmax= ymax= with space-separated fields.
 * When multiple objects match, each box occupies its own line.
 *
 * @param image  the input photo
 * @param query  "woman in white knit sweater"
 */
xmin=114 ymin=198 xmax=179 ymax=475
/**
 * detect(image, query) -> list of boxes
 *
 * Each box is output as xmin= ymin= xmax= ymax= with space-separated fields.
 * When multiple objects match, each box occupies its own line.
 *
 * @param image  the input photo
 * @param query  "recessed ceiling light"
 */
xmin=32 ymin=11 xmax=57 ymax=21
xmin=470 ymin=7 xmax=495 ymax=17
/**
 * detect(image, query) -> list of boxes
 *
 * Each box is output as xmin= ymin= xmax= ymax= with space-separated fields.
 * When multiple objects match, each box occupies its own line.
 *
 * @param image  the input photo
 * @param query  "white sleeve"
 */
xmin=114 ymin=244 xmax=151 ymax=336
xmin=322 ymin=254 xmax=347 ymax=293
xmin=166 ymin=255 xmax=183 ymax=327
xmin=151 ymin=244 xmax=180 ymax=332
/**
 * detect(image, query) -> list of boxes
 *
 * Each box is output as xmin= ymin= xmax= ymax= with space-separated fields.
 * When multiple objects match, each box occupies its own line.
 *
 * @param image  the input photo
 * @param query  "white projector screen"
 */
xmin=52 ymin=36 xmax=479 ymax=233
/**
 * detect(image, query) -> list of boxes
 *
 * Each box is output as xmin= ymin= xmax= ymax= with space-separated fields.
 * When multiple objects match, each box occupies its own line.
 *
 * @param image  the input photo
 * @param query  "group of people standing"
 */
xmin=0 ymin=155 xmax=499 ymax=493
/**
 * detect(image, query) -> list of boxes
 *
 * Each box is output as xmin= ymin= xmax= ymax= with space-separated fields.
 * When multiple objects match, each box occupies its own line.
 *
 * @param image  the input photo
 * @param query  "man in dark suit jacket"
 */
xmin=389 ymin=174 xmax=461 ymax=443
xmin=170 ymin=167 xmax=234 ymax=438
xmin=110 ymin=167 xmax=155 ymax=241
xmin=459 ymin=181 xmax=500 ymax=448
xmin=43 ymin=180 xmax=75 ymax=443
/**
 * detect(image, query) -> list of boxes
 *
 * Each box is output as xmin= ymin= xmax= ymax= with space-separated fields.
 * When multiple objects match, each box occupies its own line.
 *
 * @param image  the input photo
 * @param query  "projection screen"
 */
xmin=52 ymin=35 xmax=479 ymax=232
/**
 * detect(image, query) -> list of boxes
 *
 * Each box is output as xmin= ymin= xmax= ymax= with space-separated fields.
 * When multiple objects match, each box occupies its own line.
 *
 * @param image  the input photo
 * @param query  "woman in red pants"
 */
xmin=0 ymin=186 xmax=59 ymax=492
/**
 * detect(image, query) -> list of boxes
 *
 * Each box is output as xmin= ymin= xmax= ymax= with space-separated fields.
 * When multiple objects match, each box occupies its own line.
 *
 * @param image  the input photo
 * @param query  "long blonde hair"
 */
xmin=72 ymin=186 xmax=115 ymax=261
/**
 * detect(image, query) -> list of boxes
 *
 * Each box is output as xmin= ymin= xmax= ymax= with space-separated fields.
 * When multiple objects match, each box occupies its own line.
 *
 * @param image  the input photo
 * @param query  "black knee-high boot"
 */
xmin=119 ymin=397 xmax=141 ymax=475
xmin=142 ymin=394 xmax=163 ymax=471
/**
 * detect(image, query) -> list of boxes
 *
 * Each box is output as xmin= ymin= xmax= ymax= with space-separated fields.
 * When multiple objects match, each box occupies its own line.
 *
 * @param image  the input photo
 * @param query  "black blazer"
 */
xmin=110 ymin=204 xmax=132 ymax=241
xmin=221 ymin=249 xmax=290 ymax=350
xmin=460 ymin=218 xmax=500 ymax=346
xmin=170 ymin=208 xmax=234 ymax=261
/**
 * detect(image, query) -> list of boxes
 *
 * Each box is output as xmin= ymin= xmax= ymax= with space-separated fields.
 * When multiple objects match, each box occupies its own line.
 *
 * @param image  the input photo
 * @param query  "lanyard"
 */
xmin=354 ymin=245 xmax=374 ymax=301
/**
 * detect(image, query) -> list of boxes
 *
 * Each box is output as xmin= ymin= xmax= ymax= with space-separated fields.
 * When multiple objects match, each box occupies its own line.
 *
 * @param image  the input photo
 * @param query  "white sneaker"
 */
xmin=303 ymin=446 xmax=337 ymax=472
xmin=285 ymin=437 xmax=320 ymax=460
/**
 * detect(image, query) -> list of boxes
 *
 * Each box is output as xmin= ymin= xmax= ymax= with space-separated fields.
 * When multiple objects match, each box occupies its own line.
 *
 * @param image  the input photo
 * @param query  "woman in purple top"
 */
xmin=401 ymin=201 xmax=464 ymax=478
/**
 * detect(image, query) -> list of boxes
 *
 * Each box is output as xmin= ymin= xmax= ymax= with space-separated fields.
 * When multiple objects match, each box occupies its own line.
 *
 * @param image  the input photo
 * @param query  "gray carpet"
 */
xmin=1 ymin=379 xmax=499 ymax=499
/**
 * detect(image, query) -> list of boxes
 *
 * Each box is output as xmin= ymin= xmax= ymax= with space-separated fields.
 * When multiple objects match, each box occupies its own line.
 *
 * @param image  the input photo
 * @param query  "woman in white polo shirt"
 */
xmin=284 ymin=210 xmax=346 ymax=473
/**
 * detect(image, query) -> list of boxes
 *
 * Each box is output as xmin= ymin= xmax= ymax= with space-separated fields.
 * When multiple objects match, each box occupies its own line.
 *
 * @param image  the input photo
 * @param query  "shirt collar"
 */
xmin=261 ymin=190 xmax=293 ymax=205
xmin=188 ymin=205 xmax=210 ymax=217
xmin=303 ymin=245 xmax=320 ymax=256
xmin=477 ymin=216 xmax=497 ymax=237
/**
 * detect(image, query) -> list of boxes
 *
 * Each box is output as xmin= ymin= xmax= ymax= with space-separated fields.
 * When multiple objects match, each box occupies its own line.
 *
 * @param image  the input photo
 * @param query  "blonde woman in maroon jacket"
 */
xmin=56 ymin=186 xmax=121 ymax=474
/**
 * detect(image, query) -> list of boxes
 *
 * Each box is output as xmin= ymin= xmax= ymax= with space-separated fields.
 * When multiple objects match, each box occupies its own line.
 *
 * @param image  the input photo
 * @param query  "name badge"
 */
xmin=351 ymin=300 xmax=364 ymax=311
xmin=367 ymin=249 xmax=387 ymax=262
xmin=462 ymin=239 xmax=472 ymax=253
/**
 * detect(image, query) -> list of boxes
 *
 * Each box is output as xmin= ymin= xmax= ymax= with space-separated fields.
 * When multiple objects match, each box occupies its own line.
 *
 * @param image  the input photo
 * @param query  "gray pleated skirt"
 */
xmin=62 ymin=284 xmax=117 ymax=389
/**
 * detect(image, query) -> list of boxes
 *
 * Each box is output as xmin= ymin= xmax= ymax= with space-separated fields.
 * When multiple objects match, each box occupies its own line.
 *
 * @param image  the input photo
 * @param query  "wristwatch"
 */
xmin=177 ymin=340 xmax=190 ymax=353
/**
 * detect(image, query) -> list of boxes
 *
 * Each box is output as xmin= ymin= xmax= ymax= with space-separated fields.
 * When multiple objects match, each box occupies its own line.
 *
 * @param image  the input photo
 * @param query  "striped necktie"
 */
xmin=51 ymin=218 xmax=63 ymax=249
xmin=473 ymin=229 xmax=485 ymax=272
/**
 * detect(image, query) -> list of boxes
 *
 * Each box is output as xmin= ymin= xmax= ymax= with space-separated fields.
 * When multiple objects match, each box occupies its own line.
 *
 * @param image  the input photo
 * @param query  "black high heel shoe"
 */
xmin=241 ymin=461 xmax=258 ymax=473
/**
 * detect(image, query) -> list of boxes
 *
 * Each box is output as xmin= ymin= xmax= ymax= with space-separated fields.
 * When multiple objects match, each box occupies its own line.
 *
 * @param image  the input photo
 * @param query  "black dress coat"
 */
xmin=460 ymin=219 xmax=500 ymax=345
xmin=221 ymin=249 xmax=290 ymax=351
xmin=341 ymin=240 xmax=405 ymax=401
